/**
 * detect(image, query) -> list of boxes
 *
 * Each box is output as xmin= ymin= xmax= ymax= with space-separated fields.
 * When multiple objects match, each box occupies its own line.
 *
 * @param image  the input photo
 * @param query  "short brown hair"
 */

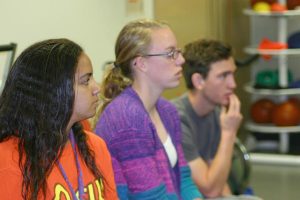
xmin=183 ymin=39 xmax=232 ymax=89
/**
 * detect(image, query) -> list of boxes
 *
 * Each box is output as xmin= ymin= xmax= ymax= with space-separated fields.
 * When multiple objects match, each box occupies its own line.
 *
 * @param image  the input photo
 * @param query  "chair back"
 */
xmin=228 ymin=138 xmax=251 ymax=195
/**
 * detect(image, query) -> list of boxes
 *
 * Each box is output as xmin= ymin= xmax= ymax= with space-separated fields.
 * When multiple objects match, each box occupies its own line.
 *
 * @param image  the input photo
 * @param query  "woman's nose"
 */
xmin=176 ymin=53 xmax=185 ymax=66
xmin=92 ymin=79 xmax=100 ymax=95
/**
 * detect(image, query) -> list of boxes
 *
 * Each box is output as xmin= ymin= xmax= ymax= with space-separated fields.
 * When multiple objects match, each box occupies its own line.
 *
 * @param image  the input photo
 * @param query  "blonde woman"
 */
xmin=95 ymin=19 xmax=203 ymax=200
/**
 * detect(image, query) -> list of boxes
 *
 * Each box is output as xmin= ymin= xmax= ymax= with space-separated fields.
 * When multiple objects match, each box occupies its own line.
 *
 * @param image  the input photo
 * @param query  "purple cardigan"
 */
xmin=95 ymin=87 xmax=202 ymax=200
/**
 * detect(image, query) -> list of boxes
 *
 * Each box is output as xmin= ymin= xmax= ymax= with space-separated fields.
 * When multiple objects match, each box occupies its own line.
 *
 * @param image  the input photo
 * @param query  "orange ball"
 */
xmin=271 ymin=3 xmax=287 ymax=11
xmin=251 ymin=99 xmax=275 ymax=123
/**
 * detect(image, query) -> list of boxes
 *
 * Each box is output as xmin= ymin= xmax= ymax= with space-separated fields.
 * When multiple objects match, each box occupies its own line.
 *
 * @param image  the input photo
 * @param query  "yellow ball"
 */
xmin=253 ymin=2 xmax=271 ymax=12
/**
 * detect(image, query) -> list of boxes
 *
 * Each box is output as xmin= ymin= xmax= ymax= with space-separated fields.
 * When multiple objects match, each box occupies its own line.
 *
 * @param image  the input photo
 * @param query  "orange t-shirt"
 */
xmin=81 ymin=119 xmax=92 ymax=132
xmin=0 ymin=131 xmax=118 ymax=200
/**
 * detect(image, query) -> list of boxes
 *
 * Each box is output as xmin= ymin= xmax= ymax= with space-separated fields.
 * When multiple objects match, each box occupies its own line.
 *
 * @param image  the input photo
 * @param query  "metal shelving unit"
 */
xmin=244 ymin=82 xmax=300 ymax=95
xmin=243 ymin=8 xmax=300 ymax=17
xmin=244 ymin=6 xmax=300 ymax=154
xmin=244 ymin=47 xmax=300 ymax=55
xmin=245 ymin=121 xmax=300 ymax=133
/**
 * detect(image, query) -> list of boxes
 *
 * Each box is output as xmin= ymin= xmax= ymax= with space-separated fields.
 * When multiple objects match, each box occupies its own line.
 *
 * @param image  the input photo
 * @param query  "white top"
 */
xmin=163 ymin=134 xmax=178 ymax=168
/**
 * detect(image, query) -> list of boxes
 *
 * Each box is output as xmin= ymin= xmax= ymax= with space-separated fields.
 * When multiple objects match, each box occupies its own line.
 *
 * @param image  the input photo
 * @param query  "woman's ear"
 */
xmin=191 ymin=73 xmax=205 ymax=90
xmin=132 ymin=56 xmax=147 ymax=72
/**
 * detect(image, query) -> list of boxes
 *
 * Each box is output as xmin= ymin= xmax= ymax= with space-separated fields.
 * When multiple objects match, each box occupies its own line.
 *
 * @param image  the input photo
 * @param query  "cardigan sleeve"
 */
xmin=170 ymin=105 xmax=204 ymax=199
xmin=103 ymin=128 xmax=170 ymax=200
xmin=111 ymin=156 xmax=128 ymax=200
xmin=177 ymin=144 xmax=203 ymax=200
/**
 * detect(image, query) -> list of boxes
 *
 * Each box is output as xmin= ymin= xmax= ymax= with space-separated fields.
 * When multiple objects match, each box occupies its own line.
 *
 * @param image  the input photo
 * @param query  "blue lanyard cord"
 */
xmin=57 ymin=131 xmax=84 ymax=200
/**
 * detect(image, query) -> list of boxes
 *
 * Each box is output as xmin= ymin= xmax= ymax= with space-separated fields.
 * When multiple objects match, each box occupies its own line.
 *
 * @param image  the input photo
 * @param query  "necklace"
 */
xmin=58 ymin=131 xmax=84 ymax=200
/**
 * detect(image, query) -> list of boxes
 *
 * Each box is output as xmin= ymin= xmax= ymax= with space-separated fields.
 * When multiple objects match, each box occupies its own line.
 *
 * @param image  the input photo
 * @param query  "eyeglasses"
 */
xmin=143 ymin=48 xmax=182 ymax=60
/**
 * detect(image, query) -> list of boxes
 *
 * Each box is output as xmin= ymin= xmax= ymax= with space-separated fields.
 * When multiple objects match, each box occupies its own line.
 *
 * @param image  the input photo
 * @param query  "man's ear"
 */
xmin=132 ymin=56 xmax=147 ymax=72
xmin=191 ymin=73 xmax=205 ymax=90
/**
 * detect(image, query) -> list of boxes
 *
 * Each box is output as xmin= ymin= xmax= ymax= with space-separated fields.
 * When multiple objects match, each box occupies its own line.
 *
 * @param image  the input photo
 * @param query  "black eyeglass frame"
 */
xmin=143 ymin=48 xmax=182 ymax=60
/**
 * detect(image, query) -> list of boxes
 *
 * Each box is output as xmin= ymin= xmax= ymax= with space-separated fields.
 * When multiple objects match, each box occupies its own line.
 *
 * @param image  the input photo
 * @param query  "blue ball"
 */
xmin=288 ymin=31 xmax=300 ymax=49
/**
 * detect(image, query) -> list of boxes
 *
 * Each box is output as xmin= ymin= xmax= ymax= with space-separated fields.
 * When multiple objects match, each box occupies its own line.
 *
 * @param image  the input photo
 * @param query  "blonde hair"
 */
xmin=100 ymin=19 xmax=169 ymax=111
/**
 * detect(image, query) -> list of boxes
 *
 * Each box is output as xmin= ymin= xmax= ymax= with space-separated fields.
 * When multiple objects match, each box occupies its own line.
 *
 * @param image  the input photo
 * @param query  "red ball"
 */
xmin=251 ymin=99 xmax=275 ymax=123
xmin=288 ymin=97 xmax=300 ymax=108
xmin=287 ymin=0 xmax=300 ymax=10
xmin=272 ymin=100 xmax=300 ymax=126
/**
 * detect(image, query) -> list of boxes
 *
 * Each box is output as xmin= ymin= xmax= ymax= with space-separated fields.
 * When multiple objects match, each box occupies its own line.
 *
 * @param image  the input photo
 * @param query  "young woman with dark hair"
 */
xmin=0 ymin=38 xmax=117 ymax=200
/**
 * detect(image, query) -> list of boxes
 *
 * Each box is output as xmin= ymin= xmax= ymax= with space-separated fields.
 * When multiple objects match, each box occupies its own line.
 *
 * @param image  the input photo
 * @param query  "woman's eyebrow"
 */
xmin=79 ymin=73 xmax=92 ymax=80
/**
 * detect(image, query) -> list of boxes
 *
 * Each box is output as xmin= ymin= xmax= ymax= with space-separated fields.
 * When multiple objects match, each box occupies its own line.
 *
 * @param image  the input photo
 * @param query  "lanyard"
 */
xmin=58 ymin=131 xmax=84 ymax=200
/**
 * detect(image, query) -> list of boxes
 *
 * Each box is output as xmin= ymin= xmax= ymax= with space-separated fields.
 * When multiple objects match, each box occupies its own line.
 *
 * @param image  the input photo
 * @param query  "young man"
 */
xmin=172 ymin=39 xmax=243 ymax=198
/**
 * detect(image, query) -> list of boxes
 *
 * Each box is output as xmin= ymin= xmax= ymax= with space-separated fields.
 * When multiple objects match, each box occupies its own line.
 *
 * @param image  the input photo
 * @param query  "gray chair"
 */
xmin=228 ymin=138 xmax=251 ymax=195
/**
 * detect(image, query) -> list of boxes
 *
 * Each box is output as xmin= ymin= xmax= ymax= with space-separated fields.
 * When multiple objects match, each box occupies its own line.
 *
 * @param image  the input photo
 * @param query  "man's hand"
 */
xmin=220 ymin=94 xmax=243 ymax=138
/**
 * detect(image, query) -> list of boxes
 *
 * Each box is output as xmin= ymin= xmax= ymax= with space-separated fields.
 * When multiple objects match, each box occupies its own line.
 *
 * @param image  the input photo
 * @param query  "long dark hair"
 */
xmin=0 ymin=39 xmax=102 ymax=199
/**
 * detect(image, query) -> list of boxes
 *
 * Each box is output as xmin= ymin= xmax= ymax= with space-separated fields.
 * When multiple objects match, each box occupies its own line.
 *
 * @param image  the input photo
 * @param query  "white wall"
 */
xmin=0 ymin=0 xmax=153 ymax=82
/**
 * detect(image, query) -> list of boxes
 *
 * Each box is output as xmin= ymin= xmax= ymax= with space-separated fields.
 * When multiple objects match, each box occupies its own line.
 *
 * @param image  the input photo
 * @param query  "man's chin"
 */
xmin=220 ymin=100 xmax=229 ymax=107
